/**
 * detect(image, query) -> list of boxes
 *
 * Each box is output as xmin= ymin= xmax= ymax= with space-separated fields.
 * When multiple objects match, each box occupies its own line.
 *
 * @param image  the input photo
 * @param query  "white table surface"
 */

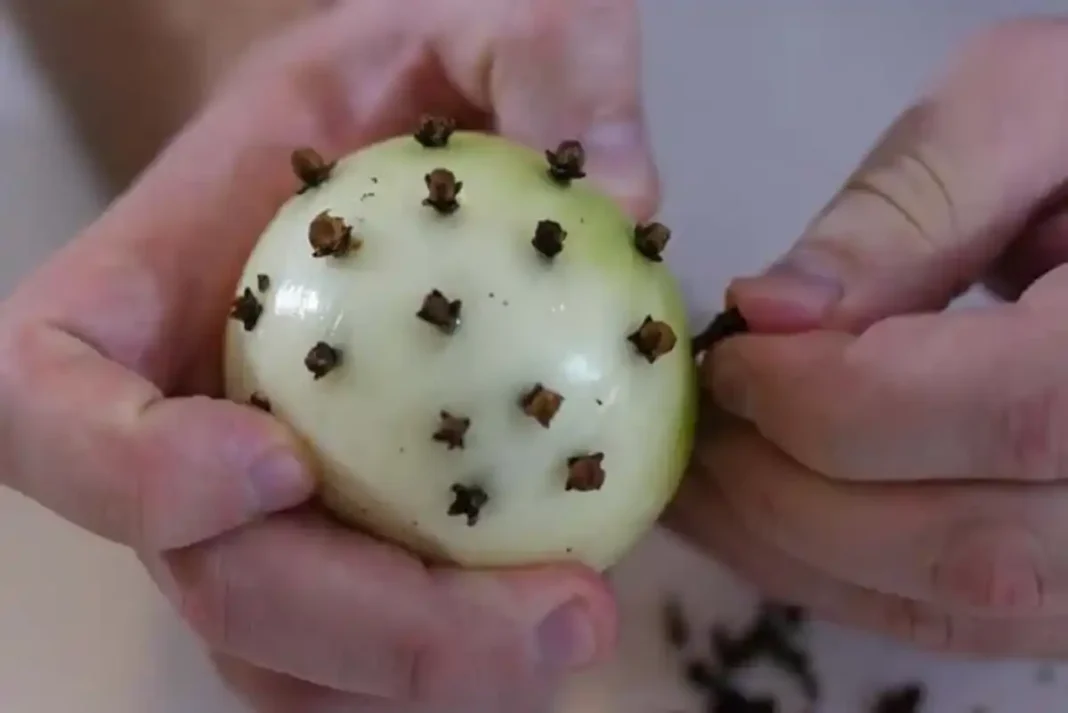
xmin=3 ymin=2 xmax=1068 ymax=712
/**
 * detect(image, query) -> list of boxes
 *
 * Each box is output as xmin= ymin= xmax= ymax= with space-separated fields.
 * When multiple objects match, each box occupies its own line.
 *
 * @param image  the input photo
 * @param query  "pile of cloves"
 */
xmin=664 ymin=598 xmax=816 ymax=712
xmin=662 ymin=597 xmax=929 ymax=713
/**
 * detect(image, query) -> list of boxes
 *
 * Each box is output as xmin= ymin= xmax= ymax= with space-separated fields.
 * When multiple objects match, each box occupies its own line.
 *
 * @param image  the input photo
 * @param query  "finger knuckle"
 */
xmin=0 ymin=321 xmax=31 ymax=486
xmin=933 ymin=524 xmax=1046 ymax=614
xmin=830 ymin=108 xmax=957 ymax=255
xmin=995 ymin=386 xmax=1068 ymax=480
xmin=390 ymin=631 xmax=438 ymax=703
xmin=879 ymin=598 xmax=956 ymax=652
xmin=166 ymin=546 xmax=237 ymax=651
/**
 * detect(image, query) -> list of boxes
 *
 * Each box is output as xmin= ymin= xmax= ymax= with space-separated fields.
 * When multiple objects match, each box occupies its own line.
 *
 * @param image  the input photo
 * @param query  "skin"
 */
xmin=12 ymin=0 xmax=1068 ymax=705
xmin=671 ymin=16 xmax=1068 ymax=659
xmin=0 ymin=1 xmax=658 ymax=712
xmin=6 ymin=0 xmax=326 ymax=191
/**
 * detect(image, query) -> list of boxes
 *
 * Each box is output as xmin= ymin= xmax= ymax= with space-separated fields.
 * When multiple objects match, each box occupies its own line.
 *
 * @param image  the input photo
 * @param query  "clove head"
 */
xmin=423 ymin=168 xmax=462 ymax=214
xmin=628 ymin=316 xmax=678 ymax=364
xmin=291 ymin=148 xmax=336 ymax=193
xmin=417 ymin=289 xmax=462 ymax=334
xmin=634 ymin=222 xmax=671 ymax=262
xmin=414 ymin=115 xmax=457 ymax=148
xmin=309 ymin=211 xmax=359 ymax=258
xmin=545 ymin=140 xmax=587 ymax=183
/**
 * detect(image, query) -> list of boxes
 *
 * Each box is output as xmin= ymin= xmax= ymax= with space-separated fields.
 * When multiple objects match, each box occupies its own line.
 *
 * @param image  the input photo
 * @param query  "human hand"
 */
xmin=0 ymin=1 xmax=658 ymax=710
xmin=670 ymin=18 xmax=1068 ymax=657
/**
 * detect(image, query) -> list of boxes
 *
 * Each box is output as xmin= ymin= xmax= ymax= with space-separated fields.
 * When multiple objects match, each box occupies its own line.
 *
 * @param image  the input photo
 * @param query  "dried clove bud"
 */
xmin=628 ymin=316 xmax=678 ymax=363
xmin=662 ymin=597 xmax=690 ymax=649
xmin=309 ymin=211 xmax=359 ymax=258
xmin=684 ymin=660 xmax=718 ymax=691
xmin=230 ymin=288 xmax=263 ymax=332
xmin=413 ymin=115 xmax=456 ymax=148
xmin=248 ymin=392 xmax=272 ymax=412
xmin=872 ymin=684 xmax=924 ymax=713
xmin=714 ymin=689 xmax=777 ymax=713
xmin=692 ymin=307 xmax=749 ymax=355
xmin=712 ymin=600 xmax=819 ymax=703
xmin=423 ymin=168 xmax=462 ymax=214
xmin=532 ymin=219 xmax=567 ymax=259
xmin=634 ymin=222 xmax=671 ymax=262
xmin=291 ymin=147 xmax=336 ymax=193
xmin=433 ymin=411 xmax=470 ymax=450
xmin=519 ymin=383 xmax=564 ymax=427
xmin=304 ymin=341 xmax=342 ymax=379
xmin=566 ymin=453 xmax=606 ymax=492
xmin=256 ymin=274 xmax=271 ymax=292
xmin=545 ymin=139 xmax=587 ymax=183
xmin=417 ymin=289 xmax=462 ymax=334
xmin=448 ymin=483 xmax=489 ymax=526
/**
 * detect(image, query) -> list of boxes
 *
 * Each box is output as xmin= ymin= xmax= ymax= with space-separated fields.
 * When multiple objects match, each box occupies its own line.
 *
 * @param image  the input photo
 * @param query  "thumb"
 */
xmin=431 ymin=0 xmax=660 ymax=222
xmin=727 ymin=20 xmax=1068 ymax=333
xmin=0 ymin=325 xmax=316 ymax=552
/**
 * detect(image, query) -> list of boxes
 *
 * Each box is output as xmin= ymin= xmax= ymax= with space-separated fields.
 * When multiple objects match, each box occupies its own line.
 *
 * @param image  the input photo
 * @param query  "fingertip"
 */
xmin=140 ymin=396 xmax=318 ymax=549
xmin=726 ymin=269 xmax=843 ymax=334
xmin=442 ymin=562 xmax=618 ymax=672
xmin=579 ymin=119 xmax=661 ymax=222
xmin=496 ymin=112 xmax=660 ymax=221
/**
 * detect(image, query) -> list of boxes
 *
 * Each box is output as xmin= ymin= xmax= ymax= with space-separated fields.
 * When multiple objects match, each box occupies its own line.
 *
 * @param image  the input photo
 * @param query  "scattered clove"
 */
xmin=663 ymin=597 xmax=690 ymax=649
xmin=872 ymin=684 xmax=924 ymax=713
xmin=256 ymin=274 xmax=271 ymax=292
xmin=713 ymin=602 xmax=818 ymax=702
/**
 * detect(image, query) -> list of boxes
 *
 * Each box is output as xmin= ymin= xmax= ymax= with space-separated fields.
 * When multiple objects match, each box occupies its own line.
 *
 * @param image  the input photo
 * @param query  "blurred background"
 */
xmin=2 ymin=2 xmax=1068 ymax=712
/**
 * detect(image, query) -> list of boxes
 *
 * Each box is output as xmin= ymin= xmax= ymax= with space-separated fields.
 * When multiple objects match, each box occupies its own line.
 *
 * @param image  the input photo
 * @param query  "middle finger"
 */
xmin=699 ymin=415 xmax=1068 ymax=616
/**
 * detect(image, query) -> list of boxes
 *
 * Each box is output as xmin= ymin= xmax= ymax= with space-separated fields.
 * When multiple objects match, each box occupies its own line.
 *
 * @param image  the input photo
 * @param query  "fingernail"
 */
xmin=580 ymin=120 xmax=658 ymax=216
xmin=729 ymin=251 xmax=845 ymax=323
xmin=249 ymin=450 xmax=314 ymax=513
xmin=536 ymin=598 xmax=597 ymax=672
xmin=582 ymin=119 xmax=647 ymax=155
